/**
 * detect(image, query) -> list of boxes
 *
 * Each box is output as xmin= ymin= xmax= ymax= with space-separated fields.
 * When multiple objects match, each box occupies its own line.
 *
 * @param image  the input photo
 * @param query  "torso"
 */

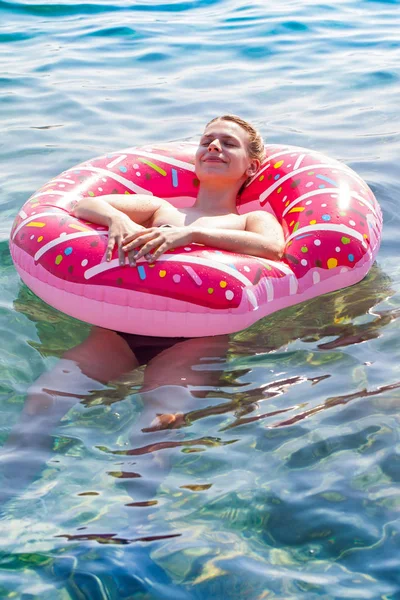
xmin=150 ymin=204 xmax=247 ymax=231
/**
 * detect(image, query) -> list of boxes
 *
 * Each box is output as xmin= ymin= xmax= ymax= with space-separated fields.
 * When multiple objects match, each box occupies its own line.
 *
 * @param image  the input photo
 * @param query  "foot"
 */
xmin=142 ymin=412 xmax=186 ymax=432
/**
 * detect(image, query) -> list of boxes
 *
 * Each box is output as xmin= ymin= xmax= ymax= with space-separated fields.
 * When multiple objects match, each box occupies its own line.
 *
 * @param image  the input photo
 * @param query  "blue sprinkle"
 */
xmin=137 ymin=265 xmax=146 ymax=280
xmin=64 ymin=247 xmax=73 ymax=255
xmin=172 ymin=168 xmax=178 ymax=188
xmin=316 ymin=174 xmax=338 ymax=186
xmin=322 ymin=214 xmax=331 ymax=221
xmin=274 ymin=174 xmax=280 ymax=181
xmin=119 ymin=166 xmax=128 ymax=173
xmin=348 ymin=254 xmax=355 ymax=262
xmin=318 ymin=184 xmax=326 ymax=189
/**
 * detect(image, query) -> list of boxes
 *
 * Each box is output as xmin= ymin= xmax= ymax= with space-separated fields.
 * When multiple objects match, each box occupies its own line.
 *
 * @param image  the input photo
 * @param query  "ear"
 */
xmin=246 ymin=159 xmax=260 ymax=177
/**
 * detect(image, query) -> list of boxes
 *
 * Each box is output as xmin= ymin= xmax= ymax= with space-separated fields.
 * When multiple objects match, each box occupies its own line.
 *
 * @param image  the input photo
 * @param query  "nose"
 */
xmin=208 ymin=138 xmax=221 ymax=152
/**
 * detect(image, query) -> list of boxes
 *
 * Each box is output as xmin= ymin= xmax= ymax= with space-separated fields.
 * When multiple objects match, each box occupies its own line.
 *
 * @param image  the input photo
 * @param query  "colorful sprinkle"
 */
xmin=159 ymin=270 xmax=167 ymax=278
xmin=341 ymin=236 xmax=350 ymax=244
xmin=274 ymin=160 xmax=284 ymax=168
xmin=64 ymin=247 xmax=73 ymax=256
xmin=81 ymin=259 xmax=88 ymax=267
xmin=274 ymin=174 xmax=280 ymax=181
xmin=288 ymin=207 xmax=305 ymax=213
xmin=220 ymin=281 xmax=227 ymax=288
xmin=55 ymin=255 xmax=63 ymax=265
xmin=139 ymin=158 xmax=167 ymax=176
xmin=277 ymin=186 xmax=282 ymax=194
xmin=348 ymin=254 xmax=355 ymax=262
xmin=259 ymin=175 xmax=264 ymax=182
xmin=173 ymin=274 xmax=181 ymax=283
xmin=322 ymin=214 xmax=331 ymax=221
xmin=327 ymin=258 xmax=338 ymax=269
xmin=183 ymin=265 xmax=202 ymax=286
xmin=88 ymin=191 xmax=95 ymax=197
xmin=316 ymin=174 xmax=338 ymax=186
xmin=118 ymin=166 xmax=128 ymax=173
xmin=314 ymin=239 xmax=321 ymax=246
xmin=172 ymin=168 xmax=178 ymax=188
xmin=37 ymin=236 xmax=43 ymax=242
xmin=301 ymin=246 xmax=308 ymax=253
xmin=137 ymin=265 xmax=146 ymax=280
xmin=26 ymin=221 xmax=46 ymax=228
xmin=208 ymin=288 xmax=214 ymax=294
xmin=225 ymin=290 xmax=234 ymax=300
xmin=69 ymin=224 xmax=91 ymax=232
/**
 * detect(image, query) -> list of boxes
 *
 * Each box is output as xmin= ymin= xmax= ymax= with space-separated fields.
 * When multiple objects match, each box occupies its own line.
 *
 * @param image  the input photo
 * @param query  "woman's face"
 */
xmin=195 ymin=120 xmax=259 ymax=185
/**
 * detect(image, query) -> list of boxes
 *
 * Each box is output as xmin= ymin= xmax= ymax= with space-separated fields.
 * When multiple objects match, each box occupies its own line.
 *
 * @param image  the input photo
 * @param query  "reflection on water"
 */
xmin=1 ymin=263 xmax=398 ymax=597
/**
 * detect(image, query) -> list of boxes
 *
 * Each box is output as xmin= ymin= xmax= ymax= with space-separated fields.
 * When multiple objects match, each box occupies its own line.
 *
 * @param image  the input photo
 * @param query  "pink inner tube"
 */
xmin=9 ymin=142 xmax=382 ymax=337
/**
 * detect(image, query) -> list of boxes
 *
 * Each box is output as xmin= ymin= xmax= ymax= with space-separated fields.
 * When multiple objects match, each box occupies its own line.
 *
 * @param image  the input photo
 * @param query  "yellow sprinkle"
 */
xmin=139 ymin=158 xmax=167 ymax=176
xmin=69 ymin=223 xmax=90 ymax=232
xmin=285 ymin=200 xmax=290 ymax=207
xmin=88 ymin=191 xmax=95 ymax=197
xmin=363 ymin=233 xmax=368 ymax=239
xmin=327 ymin=258 xmax=338 ymax=269
xmin=159 ymin=270 xmax=166 ymax=278
xmin=208 ymin=288 xmax=214 ymax=294
xmin=288 ymin=207 xmax=305 ymax=213
xmin=26 ymin=221 xmax=46 ymax=228
xmin=289 ymin=220 xmax=295 ymax=227
xmin=259 ymin=175 xmax=264 ymax=182
xmin=277 ymin=186 xmax=282 ymax=194
xmin=310 ymin=219 xmax=317 ymax=225
xmin=125 ymin=191 xmax=131 ymax=194
xmin=219 ymin=281 xmax=227 ymax=288
xmin=55 ymin=255 xmax=63 ymax=265
xmin=274 ymin=160 xmax=284 ymax=168
xmin=149 ymin=264 xmax=155 ymax=268
xmin=37 ymin=236 xmax=43 ymax=242
xmin=30 ymin=203 xmax=39 ymax=208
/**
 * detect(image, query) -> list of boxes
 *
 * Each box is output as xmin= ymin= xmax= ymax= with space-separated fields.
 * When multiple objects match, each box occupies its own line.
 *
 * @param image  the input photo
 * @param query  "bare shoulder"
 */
xmin=245 ymin=210 xmax=282 ymax=231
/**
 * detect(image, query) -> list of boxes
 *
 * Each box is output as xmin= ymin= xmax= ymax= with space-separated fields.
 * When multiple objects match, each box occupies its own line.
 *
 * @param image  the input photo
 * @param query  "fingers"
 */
xmin=151 ymin=243 xmax=169 ymax=261
xmin=122 ymin=228 xmax=157 ymax=251
xmin=106 ymin=236 xmax=116 ymax=262
xmin=134 ymin=236 xmax=165 ymax=261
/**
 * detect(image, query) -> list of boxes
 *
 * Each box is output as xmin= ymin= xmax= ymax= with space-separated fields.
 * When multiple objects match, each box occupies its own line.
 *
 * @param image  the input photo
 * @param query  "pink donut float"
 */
xmin=9 ymin=142 xmax=382 ymax=337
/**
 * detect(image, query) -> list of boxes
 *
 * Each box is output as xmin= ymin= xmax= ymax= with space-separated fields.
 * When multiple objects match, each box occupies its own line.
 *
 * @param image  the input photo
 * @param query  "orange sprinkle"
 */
xmin=159 ymin=270 xmax=166 ymax=278
xmin=327 ymin=258 xmax=338 ymax=269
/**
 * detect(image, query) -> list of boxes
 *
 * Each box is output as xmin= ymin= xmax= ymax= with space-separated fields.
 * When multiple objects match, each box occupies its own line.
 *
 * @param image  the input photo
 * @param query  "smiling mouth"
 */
xmin=204 ymin=157 xmax=225 ymax=163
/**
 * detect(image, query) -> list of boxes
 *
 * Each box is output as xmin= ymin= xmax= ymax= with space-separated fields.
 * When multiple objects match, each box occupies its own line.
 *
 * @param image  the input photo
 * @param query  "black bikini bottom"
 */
xmin=117 ymin=332 xmax=187 ymax=366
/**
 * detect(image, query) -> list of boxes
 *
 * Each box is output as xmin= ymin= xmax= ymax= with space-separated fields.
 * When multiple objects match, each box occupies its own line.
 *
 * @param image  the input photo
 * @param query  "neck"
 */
xmin=193 ymin=180 xmax=242 ymax=215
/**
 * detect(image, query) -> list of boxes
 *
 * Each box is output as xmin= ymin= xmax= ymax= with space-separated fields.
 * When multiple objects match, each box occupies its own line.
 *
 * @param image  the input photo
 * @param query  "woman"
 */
xmin=1 ymin=116 xmax=284 ymax=507
xmin=72 ymin=114 xmax=285 ymax=266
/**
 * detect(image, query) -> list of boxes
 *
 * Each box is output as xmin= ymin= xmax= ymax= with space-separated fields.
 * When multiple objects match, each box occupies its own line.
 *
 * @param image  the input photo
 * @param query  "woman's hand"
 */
xmin=122 ymin=226 xmax=194 ymax=263
xmin=106 ymin=214 xmax=146 ymax=265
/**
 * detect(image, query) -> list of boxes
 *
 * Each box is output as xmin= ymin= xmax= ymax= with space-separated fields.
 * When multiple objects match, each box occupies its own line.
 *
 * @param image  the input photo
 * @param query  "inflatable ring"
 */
xmin=9 ymin=142 xmax=382 ymax=337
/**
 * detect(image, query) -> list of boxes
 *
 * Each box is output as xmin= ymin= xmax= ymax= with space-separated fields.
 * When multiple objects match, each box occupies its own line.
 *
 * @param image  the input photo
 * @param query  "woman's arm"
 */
xmin=72 ymin=194 xmax=169 ymax=264
xmin=192 ymin=211 xmax=285 ymax=261
xmin=72 ymin=194 xmax=167 ymax=227
xmin=122 ymin=211 xmax=285 ymax=262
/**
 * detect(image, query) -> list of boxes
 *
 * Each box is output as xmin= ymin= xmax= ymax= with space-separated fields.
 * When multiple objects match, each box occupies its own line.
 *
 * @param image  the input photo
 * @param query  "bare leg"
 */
xmin=0 ymin=327 xmax=139 ymax=507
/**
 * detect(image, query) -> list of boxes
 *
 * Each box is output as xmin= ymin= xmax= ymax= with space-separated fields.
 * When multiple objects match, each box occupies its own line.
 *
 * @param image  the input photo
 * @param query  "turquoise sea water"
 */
xmin=1 ymin=0 xmax=400 ymax=598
